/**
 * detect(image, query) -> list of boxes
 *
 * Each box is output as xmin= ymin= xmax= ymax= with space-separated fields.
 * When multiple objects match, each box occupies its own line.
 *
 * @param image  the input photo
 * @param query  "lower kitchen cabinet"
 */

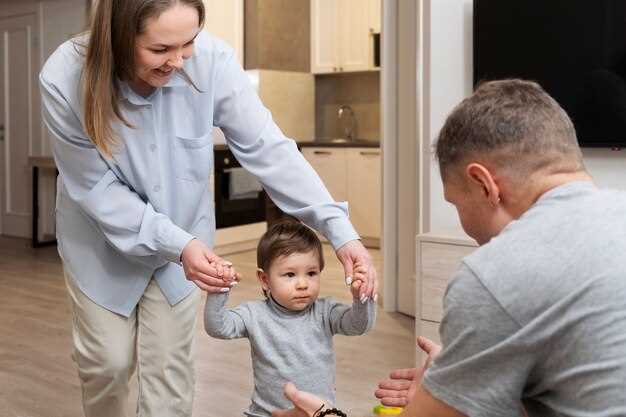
xmin=302 ymin=147 xmax=381 ymax=243
xmin=346 ymin=148 xmax=381 ymax=240
xmin=416 ymin=235 xmax=477 ymax=364
xmin=302 ymin=148 xmax=348 ymax=203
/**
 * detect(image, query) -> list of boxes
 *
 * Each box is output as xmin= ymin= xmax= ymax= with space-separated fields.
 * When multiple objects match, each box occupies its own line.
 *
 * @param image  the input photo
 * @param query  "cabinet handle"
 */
xmin=313 ymin=151 xmax=332 ymax=155
xmin=0 ymin=124 xmax=4 ymax=141
xmin=359 ymin=151 xmax=380 ymax=156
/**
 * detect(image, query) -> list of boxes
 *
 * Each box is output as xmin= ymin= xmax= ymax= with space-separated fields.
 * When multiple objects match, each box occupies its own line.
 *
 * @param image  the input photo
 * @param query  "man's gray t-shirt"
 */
xmin=423 ymin=182 xmax=626 ymax=417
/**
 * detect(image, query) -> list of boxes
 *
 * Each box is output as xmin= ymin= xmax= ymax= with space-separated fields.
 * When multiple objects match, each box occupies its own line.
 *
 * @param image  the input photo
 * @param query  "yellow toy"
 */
xmin=373 ymin=405 xmax=404 ymax=416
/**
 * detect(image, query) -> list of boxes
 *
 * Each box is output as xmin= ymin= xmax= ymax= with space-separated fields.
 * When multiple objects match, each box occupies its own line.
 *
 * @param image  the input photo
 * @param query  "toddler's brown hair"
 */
xmin=257 ymin=221 xmax=325 ymax=285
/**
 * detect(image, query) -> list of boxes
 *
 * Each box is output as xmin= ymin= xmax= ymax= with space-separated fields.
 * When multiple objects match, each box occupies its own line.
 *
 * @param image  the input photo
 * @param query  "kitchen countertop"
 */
xmin=215 ymin=141 xmax=380 ymax=152
xmin=298 ymin=140 xmax=380 ymax=148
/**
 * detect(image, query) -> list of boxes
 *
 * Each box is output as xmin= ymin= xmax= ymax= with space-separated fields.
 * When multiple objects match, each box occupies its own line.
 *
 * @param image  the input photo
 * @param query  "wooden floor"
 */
xmin=0 ymin=237 xmax=415 ymax=417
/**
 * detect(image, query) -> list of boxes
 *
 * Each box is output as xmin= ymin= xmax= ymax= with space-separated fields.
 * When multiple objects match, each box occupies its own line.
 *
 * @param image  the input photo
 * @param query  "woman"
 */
xmin=40 ymin=1 xmax=378 ymax=416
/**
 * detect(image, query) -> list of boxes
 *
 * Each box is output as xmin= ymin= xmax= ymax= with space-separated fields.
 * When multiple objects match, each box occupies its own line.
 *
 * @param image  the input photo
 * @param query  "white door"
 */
xmin=0 ymin=13 xmax=40 ymax=237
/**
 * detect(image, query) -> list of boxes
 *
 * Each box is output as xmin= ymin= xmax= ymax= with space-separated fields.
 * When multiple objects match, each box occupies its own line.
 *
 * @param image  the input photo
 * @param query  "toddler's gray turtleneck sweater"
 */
xmin=204 ymin=292 xmax=376 ymax=417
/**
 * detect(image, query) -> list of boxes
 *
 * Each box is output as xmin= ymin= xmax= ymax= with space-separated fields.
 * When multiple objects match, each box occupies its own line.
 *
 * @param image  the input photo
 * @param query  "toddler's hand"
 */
xmin=350 ymin=263 xmax=368 ymax=300
xmin=206 ymin=260 xmax=242 ymax=292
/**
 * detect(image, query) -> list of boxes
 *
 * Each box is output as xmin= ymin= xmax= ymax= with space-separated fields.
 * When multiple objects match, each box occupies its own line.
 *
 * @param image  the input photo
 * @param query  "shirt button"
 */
xmin=150 ymin=144 xmax=157 ymax=152
xmin=153 ymin=185 xmax=161 ymax=192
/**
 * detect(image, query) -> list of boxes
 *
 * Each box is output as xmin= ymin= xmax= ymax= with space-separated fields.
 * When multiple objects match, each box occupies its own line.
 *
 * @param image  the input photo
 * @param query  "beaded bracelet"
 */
xmin=317 ymin=407 xmax=347 ymax=417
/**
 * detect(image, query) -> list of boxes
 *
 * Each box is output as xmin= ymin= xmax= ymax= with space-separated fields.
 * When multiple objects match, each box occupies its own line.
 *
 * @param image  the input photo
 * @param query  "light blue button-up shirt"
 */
xmin=40 ymin=31 xmax=358 ymax=317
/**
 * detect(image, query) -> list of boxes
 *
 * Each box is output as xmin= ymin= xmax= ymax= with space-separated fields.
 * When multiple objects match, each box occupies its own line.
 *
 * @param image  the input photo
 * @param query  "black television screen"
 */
xmin=474 ymin=0 xmax=626 ymax=147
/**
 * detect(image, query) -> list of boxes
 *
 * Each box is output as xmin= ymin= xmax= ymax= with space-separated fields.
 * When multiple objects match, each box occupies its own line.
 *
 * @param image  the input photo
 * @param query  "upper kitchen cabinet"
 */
xmin=368 ymin=0 xmax=381 ymax=34
xmin=311 ymin=0 xmax=381 ymax=74
xmin=310 ymin=0 xmax=338 ymax=74
xmin=203 ymin=0 xmax=244 ymax=64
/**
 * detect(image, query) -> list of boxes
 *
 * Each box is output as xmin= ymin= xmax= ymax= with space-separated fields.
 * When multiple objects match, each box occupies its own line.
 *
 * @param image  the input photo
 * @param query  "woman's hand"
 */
xmin=374 ymin=337 xmax=442 ymax=407
xmin=181 ymin=239 xmax=240 ymax=293
xmin=336 ymin=240 xmax=378 ymax=302
xmin=272 ymin=383 xmax=326 ymax=417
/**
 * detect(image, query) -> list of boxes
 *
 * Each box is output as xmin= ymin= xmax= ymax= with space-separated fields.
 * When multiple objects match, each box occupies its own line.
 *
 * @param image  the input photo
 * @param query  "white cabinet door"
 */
xmin=369 ymin=0 xmax=381 ymax=34
xmin=411 ymin=236 xmax=477 ymax=321
xmin=302 ymin=148 xmax=347 ymax=202
xmin=311 ymin=0 xmax=339 ymax=74
xmin=346 ymin=148 xmax=380 ymax=239
xmin=0 ymin=11 xmax=40 ymax=237
xmin=203 ymin=0 xmax=244 ymax=64
xmin=417 ymin=320 xmax=441 ymax=365
xmin=338 ymin=0 xmax=371 ymax=72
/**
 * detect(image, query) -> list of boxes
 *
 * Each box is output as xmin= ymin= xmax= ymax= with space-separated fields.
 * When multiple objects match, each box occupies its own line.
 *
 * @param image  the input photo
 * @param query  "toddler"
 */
xmin=204 ymin=221 xmax=376 ymax=417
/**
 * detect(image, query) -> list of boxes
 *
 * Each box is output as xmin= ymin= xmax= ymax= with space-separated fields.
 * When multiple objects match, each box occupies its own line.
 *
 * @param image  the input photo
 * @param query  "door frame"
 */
xmin=381 ymin=0 xmax=422 ymax=314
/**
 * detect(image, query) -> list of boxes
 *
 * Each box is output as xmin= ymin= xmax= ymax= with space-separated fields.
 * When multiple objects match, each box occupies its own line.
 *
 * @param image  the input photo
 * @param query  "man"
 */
xmin=273 ymin=79 xmax=626 ymax=417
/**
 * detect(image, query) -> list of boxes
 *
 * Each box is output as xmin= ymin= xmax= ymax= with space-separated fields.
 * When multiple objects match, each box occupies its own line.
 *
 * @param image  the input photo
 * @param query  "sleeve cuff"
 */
xmin=323 ymin=214 xmax=360 ymax=250
xmin=160 ymin=226 xmax=195 ymax=264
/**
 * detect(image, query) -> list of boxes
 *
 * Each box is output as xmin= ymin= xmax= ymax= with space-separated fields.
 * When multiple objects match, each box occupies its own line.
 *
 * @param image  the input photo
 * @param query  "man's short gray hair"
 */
xmin=435 ymin=79 xmax=584 ymax=181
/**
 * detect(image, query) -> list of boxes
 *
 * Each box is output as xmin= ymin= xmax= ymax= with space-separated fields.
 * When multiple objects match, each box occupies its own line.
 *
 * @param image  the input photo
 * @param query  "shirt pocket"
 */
xmin=174 ymin=131 xmax=213 ymax=182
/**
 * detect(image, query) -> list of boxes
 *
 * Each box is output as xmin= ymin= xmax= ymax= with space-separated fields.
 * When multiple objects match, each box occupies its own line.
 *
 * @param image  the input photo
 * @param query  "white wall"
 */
xmin=39 ymin=0 xmax=87 ymax=238
xmin=424 ymin=0 xmax=473 ymax=237
xmin=424 ymin=0 xmax=626 ymax=238
xmin=582 ymin=149 xmax=626 ymax=190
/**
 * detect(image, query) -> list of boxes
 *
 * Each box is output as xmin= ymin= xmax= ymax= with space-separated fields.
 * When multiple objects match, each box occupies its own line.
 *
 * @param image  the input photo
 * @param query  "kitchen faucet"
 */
xmin=337 ymin=105 xmax=357 ymax=141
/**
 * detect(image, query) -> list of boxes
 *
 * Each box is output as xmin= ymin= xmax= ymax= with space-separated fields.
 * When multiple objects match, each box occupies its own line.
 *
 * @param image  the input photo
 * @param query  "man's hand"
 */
xmin=375 ymin=337 xmax=442 ymax=407
xmin=271 ymin=383 xmax=326 ymax=417
xmin=181 ymin=239 xmax=240 ymax=293
xmin=336 ymin=240 xmax=378 ymax=302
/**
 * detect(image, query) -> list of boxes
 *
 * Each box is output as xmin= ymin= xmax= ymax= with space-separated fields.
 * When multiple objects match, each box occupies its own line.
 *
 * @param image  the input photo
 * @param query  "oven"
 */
xmin=213 ymin=145 xmax=266 ymax=228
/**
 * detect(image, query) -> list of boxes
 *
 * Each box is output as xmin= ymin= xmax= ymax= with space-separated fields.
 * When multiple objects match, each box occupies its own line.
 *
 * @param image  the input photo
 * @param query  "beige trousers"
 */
xmin=65 ymin=272 xmax=201 ymax=417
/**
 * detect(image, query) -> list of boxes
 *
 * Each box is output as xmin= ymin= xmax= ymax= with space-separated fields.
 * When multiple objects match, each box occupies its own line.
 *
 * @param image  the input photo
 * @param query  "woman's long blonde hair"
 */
xmin=82 ymin=0 xmax=205 ymax=157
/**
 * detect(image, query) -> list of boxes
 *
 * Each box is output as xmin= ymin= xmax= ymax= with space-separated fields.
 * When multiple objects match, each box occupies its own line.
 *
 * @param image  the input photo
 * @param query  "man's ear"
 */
xmin=256 ymin=268 xmax=270 ymax=292
xmin=465 ymin=163 xmax=501 ymax=207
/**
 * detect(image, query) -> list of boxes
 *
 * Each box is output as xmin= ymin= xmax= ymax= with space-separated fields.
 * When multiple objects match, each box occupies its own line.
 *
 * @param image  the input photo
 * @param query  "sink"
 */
xmin=317 ymin=138 xmax=377 ymax=146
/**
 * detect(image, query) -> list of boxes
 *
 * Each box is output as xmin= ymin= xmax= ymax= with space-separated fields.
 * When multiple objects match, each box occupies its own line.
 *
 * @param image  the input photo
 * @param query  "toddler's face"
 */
xmin=260 ymin=251 xmax=321 ymax=311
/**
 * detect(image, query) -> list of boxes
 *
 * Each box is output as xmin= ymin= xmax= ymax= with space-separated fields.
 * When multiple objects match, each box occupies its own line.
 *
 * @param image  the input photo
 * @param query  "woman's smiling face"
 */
xmin=132 ymin=4 xmax=200 ymax=95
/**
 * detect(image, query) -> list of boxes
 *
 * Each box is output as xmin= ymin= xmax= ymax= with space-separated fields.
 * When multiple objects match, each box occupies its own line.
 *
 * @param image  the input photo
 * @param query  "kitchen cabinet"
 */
xmin=310 ymin=0 xmax=339 ymax=74
xmin=346 ymin=148 xmax=381 ymax=239
xmin=203 ymin=0 xmax=244 ymax=64
xmin=368 ymin=0 xmax=382 ymax=34
xmin=302 ymin=146 xmax=380 ymax=243
xmin=311 ymin=0 xmax=381 ymax=74
xmin=302 ymin=148 xmax=348 ymax=203
xmin=415 ymin=235 xmax=477 ymax=363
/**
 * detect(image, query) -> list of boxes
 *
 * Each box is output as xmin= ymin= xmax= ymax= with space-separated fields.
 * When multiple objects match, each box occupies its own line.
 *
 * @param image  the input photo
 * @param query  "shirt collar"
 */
xmin=118 ymin=71 xmax=189 ymax=105
xmin=267 ymin=294 xmax=312 ymax=316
